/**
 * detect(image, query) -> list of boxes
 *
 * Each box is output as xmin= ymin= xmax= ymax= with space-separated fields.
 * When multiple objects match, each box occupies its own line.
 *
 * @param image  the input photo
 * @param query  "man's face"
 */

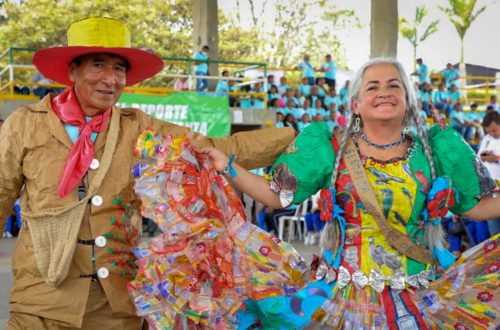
xmin=485 ymin=122 xmax=500 ymax=138
xmin=69 ymin=53 xmax=127 ymax=117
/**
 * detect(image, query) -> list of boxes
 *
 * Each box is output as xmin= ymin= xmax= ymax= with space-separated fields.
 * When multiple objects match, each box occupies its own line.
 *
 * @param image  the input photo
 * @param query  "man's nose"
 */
xmin=101 ymin=65 xmax=116 ymax=84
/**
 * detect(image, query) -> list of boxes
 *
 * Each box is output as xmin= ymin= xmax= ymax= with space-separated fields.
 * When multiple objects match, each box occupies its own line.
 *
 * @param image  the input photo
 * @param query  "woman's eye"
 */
xmin=389 ymin=84 xmax=400 ymax=88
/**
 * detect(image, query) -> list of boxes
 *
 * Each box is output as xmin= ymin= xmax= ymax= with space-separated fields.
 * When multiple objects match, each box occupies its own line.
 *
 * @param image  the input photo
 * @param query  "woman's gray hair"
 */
xmin=329 ymin=57 xmax=436 ymax=187
xmin=321 ymin=57 xmax=439 ymax=254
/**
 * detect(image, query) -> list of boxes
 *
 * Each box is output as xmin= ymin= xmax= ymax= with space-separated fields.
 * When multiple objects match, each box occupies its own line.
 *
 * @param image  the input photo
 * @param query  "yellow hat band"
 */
xmin=67 ymin=17 xmax=131 ymax=48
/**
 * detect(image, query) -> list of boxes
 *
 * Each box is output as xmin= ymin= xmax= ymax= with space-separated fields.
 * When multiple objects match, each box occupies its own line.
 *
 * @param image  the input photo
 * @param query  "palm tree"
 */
xmin=438 ymin=0 xmax=487 ymax=63
xmin=399 ymin=6 xmax=439 ymax=70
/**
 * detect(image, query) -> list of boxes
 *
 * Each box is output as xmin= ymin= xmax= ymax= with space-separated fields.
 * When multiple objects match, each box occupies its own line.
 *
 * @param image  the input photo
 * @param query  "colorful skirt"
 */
xmin=238 ymin=234 xmax=499 ymax=329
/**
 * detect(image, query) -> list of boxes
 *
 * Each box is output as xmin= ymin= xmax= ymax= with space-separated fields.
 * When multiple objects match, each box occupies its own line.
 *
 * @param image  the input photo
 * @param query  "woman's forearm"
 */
xmin=461 ymin=195 xmax=500 ymax=221
xmin=224 ymin=162 xmax=283 ymax=209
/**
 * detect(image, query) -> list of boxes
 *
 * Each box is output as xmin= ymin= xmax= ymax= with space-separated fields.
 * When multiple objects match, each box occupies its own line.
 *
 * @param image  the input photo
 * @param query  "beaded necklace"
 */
xmin=361 ymin=131 xmax=406 ymax=150
xmin=353 ymin=136 xmax=416 ymax=168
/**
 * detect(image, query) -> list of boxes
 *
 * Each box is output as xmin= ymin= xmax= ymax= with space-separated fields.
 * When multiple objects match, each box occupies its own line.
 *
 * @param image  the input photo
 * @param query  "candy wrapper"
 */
xmin=413 ymin=234 xmax=500 ymax=329
xmin=128 ymin=129 xmax=310 ymax=329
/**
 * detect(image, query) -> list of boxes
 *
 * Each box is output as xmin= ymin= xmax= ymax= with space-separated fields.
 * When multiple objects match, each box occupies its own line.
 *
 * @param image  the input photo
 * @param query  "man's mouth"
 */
xmin=97 ymin=89 xmax=114 ymax=95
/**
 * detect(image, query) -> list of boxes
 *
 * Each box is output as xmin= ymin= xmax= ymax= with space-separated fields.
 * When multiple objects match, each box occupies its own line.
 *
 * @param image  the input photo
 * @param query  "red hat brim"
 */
xmin=33 ymin=46 xmax=164 ymax=86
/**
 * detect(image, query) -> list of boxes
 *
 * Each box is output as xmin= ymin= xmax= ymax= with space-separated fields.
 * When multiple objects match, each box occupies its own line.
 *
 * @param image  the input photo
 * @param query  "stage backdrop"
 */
xmin=117 ymin=92 xmax=230 ymax=137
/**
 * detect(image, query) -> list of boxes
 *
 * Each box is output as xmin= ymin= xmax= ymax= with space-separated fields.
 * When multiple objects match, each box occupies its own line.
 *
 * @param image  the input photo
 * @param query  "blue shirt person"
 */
xmin=442 ymin=63 xmax=459 ymax=88
xmin=215 ymin=70 xmax=230 ymax=93
xmin=320 ymin=54 xmax=336 ymax=90
xmin=193 ymin=45 xmax=209 ymax=91
xmin=447 ymin=85 xmax=461 ymax=104
xmin=297 ymin=114 xmax=311 ymax=132
xmin=278 ymin=77 xmax=290 ymax=96
xmin=295 ymin=54 xmax=315 ymax=85
xmin=412 ymin=58 xmax=430 ymax=84
xmin=297 ymin=77 xmax=311 ymax=97
xmin=339 ymin=80 xmax=350 ymax=106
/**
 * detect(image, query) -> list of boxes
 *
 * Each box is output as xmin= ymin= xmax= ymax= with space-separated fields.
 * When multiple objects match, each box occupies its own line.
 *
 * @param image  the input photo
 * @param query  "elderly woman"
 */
xmin=0 ymin=17 xmax=296 ymax=329
xmin=204 ymin=58 xmax=499 ymax=329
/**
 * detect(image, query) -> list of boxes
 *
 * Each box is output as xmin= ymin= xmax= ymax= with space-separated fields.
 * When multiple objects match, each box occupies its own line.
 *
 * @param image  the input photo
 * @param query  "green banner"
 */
xmin=117 ymin=92 xmax=230 ymax=137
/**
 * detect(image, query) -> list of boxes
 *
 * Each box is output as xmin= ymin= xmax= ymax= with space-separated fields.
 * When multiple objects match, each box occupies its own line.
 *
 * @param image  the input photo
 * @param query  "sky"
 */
xmin=219 ymin=0 xmax=500 ymax=75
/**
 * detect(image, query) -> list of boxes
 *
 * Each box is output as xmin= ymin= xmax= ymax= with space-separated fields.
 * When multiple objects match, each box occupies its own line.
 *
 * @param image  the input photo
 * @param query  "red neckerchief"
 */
xmin=51 ymin=88 xmax=111 ymax=197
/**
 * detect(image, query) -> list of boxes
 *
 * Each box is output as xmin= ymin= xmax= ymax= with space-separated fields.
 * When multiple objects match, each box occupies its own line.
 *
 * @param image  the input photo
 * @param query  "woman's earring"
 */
xmin=402 ymin=112 xmax=410 ymax=135
xmin=353 ymin=115 xmax=361 ymax=133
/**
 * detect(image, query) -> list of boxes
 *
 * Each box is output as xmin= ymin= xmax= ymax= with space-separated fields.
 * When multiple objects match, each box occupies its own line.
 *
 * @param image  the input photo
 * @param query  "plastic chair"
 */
xmin=277 ymin=199 xmax=309 ymax=242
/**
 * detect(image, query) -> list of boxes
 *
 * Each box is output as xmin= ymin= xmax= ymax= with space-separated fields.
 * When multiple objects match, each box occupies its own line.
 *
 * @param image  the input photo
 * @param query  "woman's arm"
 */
xmin=461 ymin=195 xmax=500 ymax=221
xmin=201 ymin=148 xmax=283 ymax=209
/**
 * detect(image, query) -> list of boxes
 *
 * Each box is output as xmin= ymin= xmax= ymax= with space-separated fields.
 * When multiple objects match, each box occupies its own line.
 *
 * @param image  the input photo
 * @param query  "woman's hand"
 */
xmin=199 ymin=147 xmax=229 ymax=172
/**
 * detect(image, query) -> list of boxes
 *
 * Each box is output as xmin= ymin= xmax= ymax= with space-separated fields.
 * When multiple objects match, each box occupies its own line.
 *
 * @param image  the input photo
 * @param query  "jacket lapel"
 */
xmin=30 ymin=95 xmax=74 ymax=150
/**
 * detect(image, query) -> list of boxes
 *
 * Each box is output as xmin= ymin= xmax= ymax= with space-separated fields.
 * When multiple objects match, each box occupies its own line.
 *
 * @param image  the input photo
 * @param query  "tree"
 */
xmin=228 ymin=0 xmax=360 ymax=69
xmin=438 ymin=0 xmax=487 ymax=63
xmin=0 ymin=0 xmax=195 ymax=86
xmin=399 ymin=6 xmax=439 ymax=70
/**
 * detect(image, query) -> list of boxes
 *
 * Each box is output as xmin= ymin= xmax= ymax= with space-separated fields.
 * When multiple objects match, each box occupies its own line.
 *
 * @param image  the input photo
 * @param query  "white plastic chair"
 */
xmin=277 ymin=199 xmax=309 ymax=242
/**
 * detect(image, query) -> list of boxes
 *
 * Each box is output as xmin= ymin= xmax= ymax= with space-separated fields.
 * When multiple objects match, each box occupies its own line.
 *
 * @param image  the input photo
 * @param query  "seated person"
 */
xmin=215 ymin=70 xmax=230 ymax=93
xmin=31 ymin=70 xmax=62 ymax=98
xmin=173 ymin=76 xmax=190 ymax=91
xmin=297 ymin=113 xmax=311 ymax=132
xmin=297 ymin=77 xmax=311 ymax=97
xmin=304 ymin=192 xmax=324 ymax=245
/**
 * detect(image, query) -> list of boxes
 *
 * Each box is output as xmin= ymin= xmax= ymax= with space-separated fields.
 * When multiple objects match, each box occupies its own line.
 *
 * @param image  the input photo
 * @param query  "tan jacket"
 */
xmin=0 ymin=95 xmax=294 ymax=327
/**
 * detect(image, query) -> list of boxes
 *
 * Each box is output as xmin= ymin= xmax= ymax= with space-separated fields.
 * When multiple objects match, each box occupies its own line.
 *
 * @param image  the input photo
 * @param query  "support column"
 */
xmin=370 ymin=0 xmax=398 ymax=58
xmin=192 ymin=0 xmax=219 ymax=89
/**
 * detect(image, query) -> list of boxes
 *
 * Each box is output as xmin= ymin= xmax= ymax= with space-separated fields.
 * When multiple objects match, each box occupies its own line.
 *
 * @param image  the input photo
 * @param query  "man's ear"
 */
xmin=68 ymin=64 xmax=76 ymax=83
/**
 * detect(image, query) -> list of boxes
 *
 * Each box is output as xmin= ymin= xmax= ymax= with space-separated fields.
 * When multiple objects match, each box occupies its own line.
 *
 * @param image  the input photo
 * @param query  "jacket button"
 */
xmin=97 ymin=267 xmax=109 ymax=279
xmin=95 ymin=236 xmax=107 ymax=248
xmin=89 ymin=159 xmax=100 ymax=170
xmin=91 ymin=195 xmax=103 ymax=207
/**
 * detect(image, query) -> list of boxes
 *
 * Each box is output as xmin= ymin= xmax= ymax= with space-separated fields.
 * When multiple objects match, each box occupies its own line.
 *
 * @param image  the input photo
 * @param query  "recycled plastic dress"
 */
xmin=237 ymin=122 xmax=499 ymax=330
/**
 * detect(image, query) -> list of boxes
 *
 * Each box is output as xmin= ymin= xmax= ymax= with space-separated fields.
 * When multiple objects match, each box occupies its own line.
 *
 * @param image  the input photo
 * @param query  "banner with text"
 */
xmin=117 ymin=92 xmax=230 ymax=137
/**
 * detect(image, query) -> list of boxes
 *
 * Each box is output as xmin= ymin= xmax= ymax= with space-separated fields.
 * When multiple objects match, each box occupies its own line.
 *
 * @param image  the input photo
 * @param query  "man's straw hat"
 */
xmin=33 ymin=17 xmax=164 ymax=86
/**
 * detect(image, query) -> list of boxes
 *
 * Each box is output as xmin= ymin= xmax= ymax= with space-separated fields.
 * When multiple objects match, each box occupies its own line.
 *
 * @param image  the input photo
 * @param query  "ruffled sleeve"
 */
xmin=269 ymin=122 xmax=335 ymax=206
xmin=429 ymin=126 xmax=497 ymax=214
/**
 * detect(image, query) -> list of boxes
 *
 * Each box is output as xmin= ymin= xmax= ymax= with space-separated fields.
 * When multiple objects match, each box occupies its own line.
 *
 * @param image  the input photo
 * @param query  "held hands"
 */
xmin=199 ymin=147 xmax=230 ymax=172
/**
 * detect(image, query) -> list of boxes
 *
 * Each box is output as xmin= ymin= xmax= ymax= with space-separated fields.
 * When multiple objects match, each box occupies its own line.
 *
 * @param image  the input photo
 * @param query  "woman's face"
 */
xmin=352 ymin=63 xmax=407 ymax=126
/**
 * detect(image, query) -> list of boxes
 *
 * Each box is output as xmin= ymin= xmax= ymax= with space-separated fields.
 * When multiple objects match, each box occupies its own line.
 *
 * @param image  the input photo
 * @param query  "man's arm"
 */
xmin=192 ymin=127 xmax=296 ymax=169
xmin=135 ymin=109 xmax=297 ymax=170
xmin=0 ymin=118 xmax=24 ymax=233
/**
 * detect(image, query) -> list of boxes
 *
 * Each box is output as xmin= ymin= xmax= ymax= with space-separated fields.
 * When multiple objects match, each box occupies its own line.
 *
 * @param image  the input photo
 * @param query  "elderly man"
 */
xmin=0 ymin=17 xmax=295 ymax=329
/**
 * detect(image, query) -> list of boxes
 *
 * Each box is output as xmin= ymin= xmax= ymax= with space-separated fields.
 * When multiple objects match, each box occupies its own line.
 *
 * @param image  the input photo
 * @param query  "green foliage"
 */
xmin=229 ymin=0 xmax=360 ymax=69
xmin=0 ymin=0 xmax=193 ymax=57
xmin=399 ymin=6 xmax=439 ymax=68
xmin=438 ymin=0 xmax=487 ymax=62
xmin=0 ymin=0 xmax=359 ymax=86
